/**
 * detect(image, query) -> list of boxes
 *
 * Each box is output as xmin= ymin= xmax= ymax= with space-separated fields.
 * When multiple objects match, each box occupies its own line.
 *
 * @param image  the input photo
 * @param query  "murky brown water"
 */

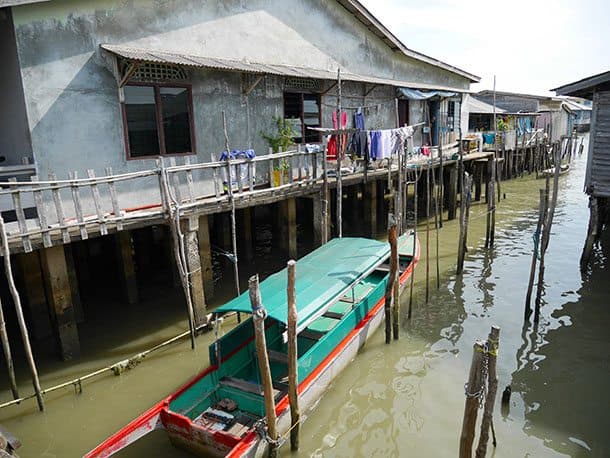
xmin=1 ymin=135 xmax=608 ymax=457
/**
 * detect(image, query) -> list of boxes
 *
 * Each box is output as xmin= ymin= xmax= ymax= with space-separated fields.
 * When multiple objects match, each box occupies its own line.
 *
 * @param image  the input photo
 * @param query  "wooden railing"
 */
xmin=0 ymin=148 xmax=322 ymax=253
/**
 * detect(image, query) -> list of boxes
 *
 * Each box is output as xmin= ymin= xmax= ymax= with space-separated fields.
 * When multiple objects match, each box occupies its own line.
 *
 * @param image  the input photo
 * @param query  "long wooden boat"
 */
xmin=86 ymin=234 xmax=419 ymax=457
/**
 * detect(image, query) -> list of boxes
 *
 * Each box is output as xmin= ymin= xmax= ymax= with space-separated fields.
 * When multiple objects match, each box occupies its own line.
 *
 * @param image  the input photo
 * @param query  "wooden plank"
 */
xmin=104 ymin=166 xmax=123 ymax=231
xmin=267 ymin=349 xmax=288 ymax=364
xmin=86 ymin=169 xmax=108 ymax=236
xmin=169 ymin=157 xmax=182 ymax=204
xmin=248 ymin=160 xmax=255 ymax=191
xmin=236 ymin=162 xmax=244 ymax=194
xmin=299 ymin=328 xmax=325 ymax=341
xmin=49 ymin=172 xmax=70 ymax=243
xmin=184 ymin=156 xmax=195 ymax=203
xmin=211 ymin=153 xmax=221 ymax=198
xmin=297 ymin=145 xmax=303 ymax=183
xmin=8 ymin=178 xmax=32 ymax=252
xmin=30 ymin=176 xmax=52 ymax=248
xmin=69 ymin=171 xmax=88 ymax=240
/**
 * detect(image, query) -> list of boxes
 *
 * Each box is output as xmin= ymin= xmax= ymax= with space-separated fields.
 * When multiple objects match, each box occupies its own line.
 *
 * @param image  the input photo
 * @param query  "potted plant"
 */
xmin=261 ymin=117 xmax=296 ymax=186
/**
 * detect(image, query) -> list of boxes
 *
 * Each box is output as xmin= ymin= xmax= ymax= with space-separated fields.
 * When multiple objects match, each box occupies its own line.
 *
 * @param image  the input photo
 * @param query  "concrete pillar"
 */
xmin=115 ymin=231 xmax=139 ymax=305
xmin=64 ymin=244 xmax=84 ymax=322
xmin=181 ymin=216 xmax=207 ymax=326
xmin=277 ymin=198 xmax=297 ymax=258
xmin=198 ymin=215 xmax=214 ymax=300
xmin=362 ymin=181 xmax=377 ymax=238
xmin=15 ymin=252 xmax=52 ymax=340
xmin=40 ymin=245 xmax=80 ymax=361
xmin=238 ymin=208 xmax=254 ymax=262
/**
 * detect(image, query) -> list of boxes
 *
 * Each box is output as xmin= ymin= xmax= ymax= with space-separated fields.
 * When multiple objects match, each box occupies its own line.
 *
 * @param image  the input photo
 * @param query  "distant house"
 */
xmin=475 ymin=90 xmax=573 ymax=143
xmin=553 ymin=70 xmax=610 ymax=267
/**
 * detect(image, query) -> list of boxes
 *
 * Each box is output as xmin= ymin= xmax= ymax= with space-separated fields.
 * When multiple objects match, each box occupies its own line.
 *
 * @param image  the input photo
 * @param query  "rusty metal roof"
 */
xmin=101 ymin=44 xmax=472 ymax=93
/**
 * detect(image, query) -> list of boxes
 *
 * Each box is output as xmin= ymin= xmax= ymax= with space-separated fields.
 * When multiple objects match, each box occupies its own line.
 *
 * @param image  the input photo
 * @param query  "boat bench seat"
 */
xmin=375 ymin=263 xmax=408 ymax=274
xmin=267 ymin=349 xmax=288 ymax=364
xmin=299 ymin=328 xmax=326 ymax=341
xmin=219 ymin=376 xmax=285 ymax=402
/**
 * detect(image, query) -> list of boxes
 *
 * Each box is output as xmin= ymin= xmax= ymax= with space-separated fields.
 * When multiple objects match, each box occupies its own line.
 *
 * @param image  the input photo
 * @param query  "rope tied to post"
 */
xmin=532 ymin=229 xmax=541 ymax=260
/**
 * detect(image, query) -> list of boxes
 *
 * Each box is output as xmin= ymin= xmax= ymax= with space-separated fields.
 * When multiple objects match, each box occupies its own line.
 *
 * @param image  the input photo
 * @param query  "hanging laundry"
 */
xmin=377 ymin=130 xmax=393 ymax=159
xmin=354 ymin=108 xmax=365 ymax=130
xmin=369 ymin=131 xmax=381 ymax=160
xmin=326 ymin=111 xmax=348 ymax=161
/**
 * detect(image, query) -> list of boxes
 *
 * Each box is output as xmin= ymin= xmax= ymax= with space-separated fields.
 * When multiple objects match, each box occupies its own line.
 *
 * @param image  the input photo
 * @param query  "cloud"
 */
xmin=359 ymin=0 xmax=609 ymax=94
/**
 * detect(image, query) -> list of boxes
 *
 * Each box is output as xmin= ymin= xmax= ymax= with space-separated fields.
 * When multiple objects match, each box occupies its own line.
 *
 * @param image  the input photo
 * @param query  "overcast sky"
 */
xmin=360 ymin=0 xmax=609 ymax=95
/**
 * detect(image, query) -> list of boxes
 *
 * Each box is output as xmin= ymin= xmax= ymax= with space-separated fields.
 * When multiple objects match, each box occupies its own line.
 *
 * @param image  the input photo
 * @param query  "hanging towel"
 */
xmin=378 ymin=130 xmax=393 ymax=159
xmin=327 ymin=111 xmax=338 ymax=160
xmin=354 ymin=109 xmax=365 ymax=130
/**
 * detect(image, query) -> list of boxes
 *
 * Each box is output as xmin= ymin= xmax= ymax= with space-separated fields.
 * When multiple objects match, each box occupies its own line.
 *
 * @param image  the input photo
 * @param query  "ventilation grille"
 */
xmin=125 ymin=62 xmax=188 ymax=82
xmin=284 ymin=77 xmax=320 ymax=91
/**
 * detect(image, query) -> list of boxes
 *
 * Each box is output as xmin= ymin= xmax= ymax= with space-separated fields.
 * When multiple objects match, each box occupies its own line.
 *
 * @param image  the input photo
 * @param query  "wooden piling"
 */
xmin=534 ymin=145 xmax=561 ymax=323
xmin=180 ymin=217 xmax=208 ymax=327
xmin=447 ymin=164 xmax=458 ymax=220
xmin=115 ymin=231 xmax=139 ymax=305
xmin=0 ymin=215 xmax=44 ymax=411
xmin=0 ymin=296 xmax=18 ymax=399
xmin=525 ymin=190 xmax=547 ymax=318
xmin=459 ymin=340 xmax=486 ymax=458
xmin=457 ymin=173 xmax=472 ymax=275
xmin=476 ymin=326 xmax=501 ymax=458
xmin=408 ymin=170 xmax=419 ymax=320
xmin=385 ymin=214 xmax=397 ymax=344
xmin=198 ymin=215 xmax=215 ymax=300
xmin=580 ymin=196 xmax=598 ymax=270
xmin=336 ymin=69 xmax=343 ymax=239
xmin=432 ymin=167 xmax=440 ymax=289
xmin=286 ymin=260 xmax=300 ymax=451
xmin=248 ymin=275 xmax=278 ymax=457
xmin=363 ymin=181 xmax=377 ymax=238
xmin=425 ymin=167 xmax=430 ymax=303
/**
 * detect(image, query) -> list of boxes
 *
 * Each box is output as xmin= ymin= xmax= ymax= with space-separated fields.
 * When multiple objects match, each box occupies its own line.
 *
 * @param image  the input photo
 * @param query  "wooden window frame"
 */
xmin=121 ymin=82 xmax=197 ymax=160
xmin=283 ymin=90 xmax=322 ymax=144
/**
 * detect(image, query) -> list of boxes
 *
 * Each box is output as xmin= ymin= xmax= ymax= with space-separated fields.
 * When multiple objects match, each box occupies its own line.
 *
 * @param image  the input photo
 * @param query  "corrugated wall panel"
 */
xmin=590 ymin=90 xmax=610 ymax=197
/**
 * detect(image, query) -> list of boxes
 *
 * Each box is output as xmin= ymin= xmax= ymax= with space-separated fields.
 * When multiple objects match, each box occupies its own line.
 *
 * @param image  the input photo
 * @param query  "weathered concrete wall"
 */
xmin=0 ymin=9 xmax=32 ymax=166
xmin=9 ymin=0 xmax=471 ymax=215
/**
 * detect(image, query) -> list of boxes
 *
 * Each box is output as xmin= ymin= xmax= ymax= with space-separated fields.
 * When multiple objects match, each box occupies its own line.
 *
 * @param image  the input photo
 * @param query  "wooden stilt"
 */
xmin=115 ymin=231 xmax=138 ymax=305
xmin=447 ymin=164 xmax=458 ymax=220
xmin=248 ymin=275 xmax=278 ymax=457
xmin=525 ymin=190 xmax=547 ymax=318
xmin=286 ymin=260 xmax=300 ymax=451
xmin=16 ymin=252 xmax=52 ymax=340
xmin=580 ymin=196 xmax=598 ymax=270
xmin=0 ymin=295 xmax=18 ymax=399
xmin=238 ymin=208 xmax=254 ymax=262
xmin=534 ymin=145 xmax=561 ymax=323
xmin=180 ymin=217 xmax=207 ymax=327
xmin=385 ymin=214 xmax=397 ymax=344
xmin=476 ymin=326 xmax=501 ymax=457
xmin=64 ymin=244 xmax=84 ymax=322
xmin=408 ymin=169 xmax=419 ymax=320
xmin=459 ymin=340 xmax=486 ymax=458
xmin=457 ymin=173 xmax=472 ymax=275
xmin=425 ymin=167 xmax=430 ymax=303
xmin=0 ymin=216 xmax=44 ymax=411
xmin=336 ymin=69 xmax=343 ymax=239
xmin=363 ymin=181 xmax=377 ymax=238
xmin=432 ymin=167 xmax=440 ymax=289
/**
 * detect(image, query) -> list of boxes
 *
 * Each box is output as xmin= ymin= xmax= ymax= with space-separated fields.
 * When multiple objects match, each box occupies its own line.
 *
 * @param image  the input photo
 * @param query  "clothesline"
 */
xmin=320 ymin=99 xmax=398 ymax=111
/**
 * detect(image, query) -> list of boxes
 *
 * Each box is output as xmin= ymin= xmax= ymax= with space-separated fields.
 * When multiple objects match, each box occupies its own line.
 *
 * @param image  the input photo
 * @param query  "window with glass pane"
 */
xmin=160 ymin=87 xmax=192 ymax=154
xmin=124 ymin=86 xmax=160 ymax=157
xmin=123 ymin=84 xmax=194 ymax=158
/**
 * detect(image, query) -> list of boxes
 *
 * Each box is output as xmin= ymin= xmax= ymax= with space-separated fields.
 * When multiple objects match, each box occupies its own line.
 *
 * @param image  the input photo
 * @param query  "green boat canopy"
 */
xmin=215 ymin=237 xmax=390 ymax=331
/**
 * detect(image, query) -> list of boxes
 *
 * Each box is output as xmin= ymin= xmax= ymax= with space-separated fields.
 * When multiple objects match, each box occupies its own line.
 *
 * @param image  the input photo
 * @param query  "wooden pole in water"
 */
xmin=336 ymin=68 xmax=343 ymax=239
xmin=391 ymin=218 xmax=400 ymax=341
xmin=222 ymin=112 xmax=242 ymax=305
xmin=322 ymin=142 xmax=329 ymax=244
xmin=459 ymin=340 xmax=486 ymax=458
xmin=248 ymin=275 xmax=278 ymax=457
xmin=0 ymin=215 xmax=44 ymax=411
xmin=286 ymin=260 xmax=300 ymax=451
xmin=457 ymin=173 xmax=472 ymax=275
xmin=524 ymin=189 xmax=547 ymax=318
xmin=408 ymin=169 xmax=419 ymax=320
xmin=534 ymin=144 xmax=561 ymax=323
xmin=385 ymin=214 xmax=397 ymax=344
xmin=476 ymin=326 xmax=501 ymax=457
xmin=0 ymin=294 xmax=18 ymax=400
xmin=432 ymin=164 xmax=440 ymax=289
xmin=425 ymin=166 xmax=431 ymax=303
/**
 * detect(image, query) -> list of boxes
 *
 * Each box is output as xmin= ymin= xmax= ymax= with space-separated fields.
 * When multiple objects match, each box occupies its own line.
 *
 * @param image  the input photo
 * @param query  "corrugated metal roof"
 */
xmin=101 ymin=44 xmax=471 ymax=93
xmin=552 ymin=70 xmax=610 ymax=99
xmin=467 ymin=97 xmax=506 ymax=114
xmin=0 ymin=0 xmax=48 ymax=7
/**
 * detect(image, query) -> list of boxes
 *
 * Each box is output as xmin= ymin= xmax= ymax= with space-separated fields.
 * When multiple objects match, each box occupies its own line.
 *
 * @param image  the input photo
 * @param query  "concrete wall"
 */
xmin=8 ymin=0 xmax=471 ymax=215
xmin=0 ymin=9 xmax=32 ymax=166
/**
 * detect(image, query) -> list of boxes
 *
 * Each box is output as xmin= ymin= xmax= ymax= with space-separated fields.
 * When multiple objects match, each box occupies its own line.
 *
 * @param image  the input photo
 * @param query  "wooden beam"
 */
xmin=242 ymin=74 xmax=264 ymax=96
